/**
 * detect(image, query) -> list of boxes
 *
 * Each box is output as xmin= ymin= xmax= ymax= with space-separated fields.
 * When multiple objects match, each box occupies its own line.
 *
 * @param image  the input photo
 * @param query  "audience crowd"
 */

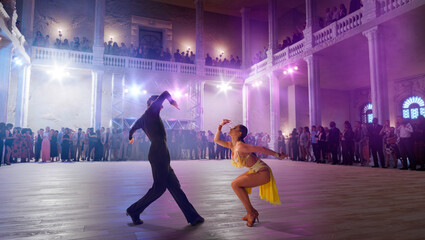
xmin=286 ymin=116 xmax=425 ymax=171
xmin=1 ymin=115 xmax=424 ymax=171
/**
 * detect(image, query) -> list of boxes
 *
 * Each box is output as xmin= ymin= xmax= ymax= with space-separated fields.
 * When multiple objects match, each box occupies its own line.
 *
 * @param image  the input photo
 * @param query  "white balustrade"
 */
xmin=178 ymin=63 xmax=196 ymax=75
xmin=32 ymin=46 xmax=93 ymax=64
xmin=205 ymin=66 xmax=244 ymax=79
xmin=288 ymin=39 xmax=305 ymax=58
xmin=314 ymin=25 xmax=334 ymax=45
xmin=104 ymin=55 xmax=126 ymax=67
xmin=336 ymin=9 xmax=363 ymax=35
xmin=273 ymin=48 xmax=288 ymax=65
xmin=379 ymin=0 xmax=411 ymax=14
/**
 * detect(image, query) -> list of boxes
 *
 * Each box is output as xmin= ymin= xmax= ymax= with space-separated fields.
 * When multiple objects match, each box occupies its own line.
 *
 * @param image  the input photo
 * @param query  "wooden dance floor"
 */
xmin=1 ymin=159 xmax=424 ymax=240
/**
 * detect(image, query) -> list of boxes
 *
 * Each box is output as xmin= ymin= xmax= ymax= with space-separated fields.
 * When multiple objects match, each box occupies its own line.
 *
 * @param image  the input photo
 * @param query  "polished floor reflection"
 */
xmin=1 ymin=159 xmax=424 ymax=240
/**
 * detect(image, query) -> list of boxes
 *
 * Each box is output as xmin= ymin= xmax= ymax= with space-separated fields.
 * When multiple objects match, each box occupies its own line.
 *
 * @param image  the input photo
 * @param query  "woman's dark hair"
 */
xmin=238 ymin=125 xmax=248 ymax=142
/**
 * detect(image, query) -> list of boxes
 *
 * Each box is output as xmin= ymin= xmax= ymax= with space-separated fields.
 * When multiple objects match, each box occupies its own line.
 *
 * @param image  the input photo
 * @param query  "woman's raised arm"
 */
xmin=238 ymin=142 xmax=285 ymax=159
xmin=214 ymin=119 xmax=232 ymax=149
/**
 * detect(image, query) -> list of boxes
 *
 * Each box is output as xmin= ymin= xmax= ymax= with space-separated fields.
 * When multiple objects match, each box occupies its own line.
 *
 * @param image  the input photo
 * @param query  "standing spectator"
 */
xmin=349 ymin=0 xmax=363 ymax=14
xmin=328 ymin=122 xmax=341 ymax=165
xmin=317 ymin=126 xmax=327 ymax=163
xmin=360 ymin=123 xmax=370 ymax=166
xmin=341 ymin=121 xmax=354 ymax=165
xmin=110 ymin=128 xmax=121 ymax=160
xmin=61 ymin=128 xmax=71 ymax=162
xmin=94 ymin=129 xmax=103 ymax=161
xmin=299 ymin=127 xmax=309 ymax=161
xmin=88 ymin=128 xmax=96 ymax=160
xmin=207 ymin=130 xmax=215 ymax=159
xmin=397 ymin=117 xmax=416 ymax=170
xmin=368 ymin=118 xmax=386 ymax=168
xmin=102 ymin=128 xmax=111 ymax=161
xmin=41 ymin=126 xmax=51 ymax=162
xmin=34 ymin=129 xmax=43 ymax=162
xmin=200 ymin=131 xmax=207 ymax=159
xmin=50 ymin=130 xmax=59 ymax=161
xmin=290 ymin=128 xmax=299 ymax=161
xmin=415 ymin=116 xmax=425 ymax=170
xmin=353 ymin=121 xmax=362 ymax=163
xmin=73 ymin=128 xmax=83 ymax=161
xmin=338 ymin=4 xmax=347 ymax=19
xmin=332 ymin=7 xmax=339 ymax=22
xmin=277 ymin=130 xmax=285 ymax=158
xmin=82 ymin=129 xmax=89 ymax=160
xmin=325 ymin=8 xmax=333 ymax=26
xmin=311 ymin=126 xmax=319 ymax=162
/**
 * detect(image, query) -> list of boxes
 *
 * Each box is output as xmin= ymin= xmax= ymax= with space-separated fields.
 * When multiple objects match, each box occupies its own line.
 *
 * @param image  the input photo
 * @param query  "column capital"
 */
xmin=362 ymin=26 xmax=379 ymax=39
xmin=240 ymin=7 xmax=251 ymax=15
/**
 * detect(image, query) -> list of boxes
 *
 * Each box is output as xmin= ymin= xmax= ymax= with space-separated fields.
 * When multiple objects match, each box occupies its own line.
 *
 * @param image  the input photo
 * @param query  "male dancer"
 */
xmin=126 ymin=91 xmax=204 ymax=226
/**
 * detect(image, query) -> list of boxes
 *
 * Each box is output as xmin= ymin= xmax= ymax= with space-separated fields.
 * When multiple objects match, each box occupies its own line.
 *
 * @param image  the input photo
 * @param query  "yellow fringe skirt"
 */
xmin=245 ymin=160 xmax=281 ymax=205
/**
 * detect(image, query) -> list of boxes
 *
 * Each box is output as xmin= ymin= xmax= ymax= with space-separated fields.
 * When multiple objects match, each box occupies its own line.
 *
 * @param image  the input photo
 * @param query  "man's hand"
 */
xmin=171 ymin=100 xmax=180 ymax=110
xmin=129 ymin=138 xmax=134 ymax=144
xmin=220 ymin=119 xmax=231 ymax=126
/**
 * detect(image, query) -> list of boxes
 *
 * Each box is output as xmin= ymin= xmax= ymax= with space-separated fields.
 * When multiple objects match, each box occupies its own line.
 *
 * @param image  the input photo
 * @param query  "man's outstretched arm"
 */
xmin=129 ymin=117 xmax=144 ymax=141
xmin=149 ymin=91 xmax=177 ymax=114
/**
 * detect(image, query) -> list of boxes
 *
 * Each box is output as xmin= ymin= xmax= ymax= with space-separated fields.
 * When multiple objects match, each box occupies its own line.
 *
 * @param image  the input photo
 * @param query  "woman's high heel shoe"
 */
xmin=246 ymin=212 xmax=259 ymax=227
xmin=242 ymin=209 xmax=258 ymax=221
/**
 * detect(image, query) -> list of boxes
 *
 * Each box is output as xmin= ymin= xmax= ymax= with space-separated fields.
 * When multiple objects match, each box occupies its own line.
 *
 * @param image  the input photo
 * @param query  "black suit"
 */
xmin=368 ymin=124 xmax=385 ymax=167
xmin=127 ymin=91 xmax=202 ymax=223
xmin=328 ymin=127 xmax=341 ymax=164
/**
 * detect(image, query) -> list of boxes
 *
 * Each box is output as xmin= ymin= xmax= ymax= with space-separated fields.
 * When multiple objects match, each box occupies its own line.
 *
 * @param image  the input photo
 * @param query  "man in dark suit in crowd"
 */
xmin=368 ymin=118 xmax=386 ymax=168
xmin=126 ymin=91 xmax=204 ymax=226
xmin=328 ymin=121 xmax=341 ymax=165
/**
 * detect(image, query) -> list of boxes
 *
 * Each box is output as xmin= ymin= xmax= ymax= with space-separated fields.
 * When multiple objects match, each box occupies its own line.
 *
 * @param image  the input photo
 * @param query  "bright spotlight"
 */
xmin=218 ymin=82 xmax=232 ymax=92
xmin=130 ymin=86 xmax=141 ymax=96
xmin=294 ymin=66 xmax=298 ymax=70
xmin=283 ymin=71 xmax=287 ymax=75
xmin=288 ymin=68 xmax=294 ymax=73
xmin=46 ymin=66 xmax=70 ymax=80
xmin=184 ymin=93 xmax=189 ymax=97
xmin=124 ymin=88 xmax=129 ymax=93
xmin=142 ymin=90 xmax=147 ymax=95
xmin=13 ymin=57 xmax=23 ymax=66
xmin=173 ymin=90 xmax=183 ymax=99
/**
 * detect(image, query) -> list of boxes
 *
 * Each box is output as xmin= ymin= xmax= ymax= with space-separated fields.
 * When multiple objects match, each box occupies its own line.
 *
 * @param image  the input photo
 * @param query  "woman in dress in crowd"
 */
xmin=41 ymin=127 xmax=51 ymax=162
xmin=61 ymin=128 xmax=71 ymax=162
xmin=317 ymin=126 xmax=327 ymax=163
xmin=341 ymin=121 xmax=355 ymax=165
xmin=11 ymin=127 xmax=22 ymax=163
xmin=34 ymin=129 xmax=43 ymax=162
xmin=214 ymin=119 xmax=285 ymax=227
xmin=50 ymin=130 xmax=59 ymax=161
xmin=94 ymin=129 xmax=103 ymax=161
xmin=4 ymin=125 xmax=16 ymax=165
xmin=110 ymin=128 xmax=120 ymax=160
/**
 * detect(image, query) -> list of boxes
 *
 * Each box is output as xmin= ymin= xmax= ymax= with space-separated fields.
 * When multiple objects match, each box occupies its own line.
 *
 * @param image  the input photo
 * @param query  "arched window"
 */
xmin=361 ymin=103 xmax=373 ymax=123
xmin=402 ymin=96 xmax=425 ymax=119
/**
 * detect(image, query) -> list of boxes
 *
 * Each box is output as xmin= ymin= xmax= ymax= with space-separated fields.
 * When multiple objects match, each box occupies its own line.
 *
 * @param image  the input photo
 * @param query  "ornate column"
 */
xmin=20 ymin=0 xmax=35 ymax=44
xmin=242 ymin=83 xmax=249 ymax=129
xmin=93 ymin=0 xmax=105 ymax=65
xmin=15 ymin=64 xmax=31 ymax=127
xmin=194 ymin=0 xmax=205 ymax=75
xmin=303 ymin=0 xmax=319 ymax=49
xmin=304 ymin=54 xmax=321 ymax=127
xmin=363 ymin=26 xmax=389 ymax=124
xmin=0 ymin=45 xmax=13 ymax=123
xmin=269 ymin=71 xmax=280 ymax=151
xmin=241 ymin=7 xmax=251 ymax=69
xmin=91 ymin=70 xmax=104 ymax=130
xmin=268 ymin=0 xmax=278 ymax=54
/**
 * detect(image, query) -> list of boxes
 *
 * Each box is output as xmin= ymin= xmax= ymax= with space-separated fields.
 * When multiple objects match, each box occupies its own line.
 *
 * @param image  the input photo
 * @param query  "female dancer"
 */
xmin=214 ymin=119 xmax=285 ymax=227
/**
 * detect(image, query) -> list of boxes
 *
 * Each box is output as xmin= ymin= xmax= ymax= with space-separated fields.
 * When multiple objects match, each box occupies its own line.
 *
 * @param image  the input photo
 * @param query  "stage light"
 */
xmin=124 ymin=88 xmax=129 ymax=93
xmin=283 ymin=71 xmax=287 ymax=75
xmin=13 ymin=56 xmax=23 ymax=66
xmin=294 ymin=66 xmax=298 ymax=70
xmin=288 ymin=68 xmax=294 ymax=73
xmin=184 ymin=93 xmax=188 ymax=97
xmin=46 ymin=66 xmax=70 ymax=80
xmin=130 ymin=86 xmax=140 ymax=96
xmin=142 ymin=90 xmax=147 ymax=95
xmin=218 ymin=82 xmax=232 ymax=92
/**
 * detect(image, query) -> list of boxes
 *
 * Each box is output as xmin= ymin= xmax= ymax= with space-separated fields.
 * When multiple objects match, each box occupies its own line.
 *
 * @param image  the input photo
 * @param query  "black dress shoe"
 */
xmin=190 ymin=216 xmax=204 ymax=226
xmin=126 ymin=211 xmax=143 ymax=225
xmin=399 ymin=167 xmax=408 ymax=170
xmin=371 ymin=165 xmax=379 ymax=168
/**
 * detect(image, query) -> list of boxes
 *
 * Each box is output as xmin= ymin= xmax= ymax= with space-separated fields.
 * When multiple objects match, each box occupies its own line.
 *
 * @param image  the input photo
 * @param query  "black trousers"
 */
xmin=208 ymin=142 xmax=215 ymax=159
xmin=128 ymin=142 xmax=201 ymax=223
xmin=370 ymin=143 xmax=385 ymax=167
xmin=329 ymin=143 xmax=338 ymax=164
xmin=312 ymin=143 xmax=320 ymax=162
xmin=399 ymin=137 xmax=416 ymax=169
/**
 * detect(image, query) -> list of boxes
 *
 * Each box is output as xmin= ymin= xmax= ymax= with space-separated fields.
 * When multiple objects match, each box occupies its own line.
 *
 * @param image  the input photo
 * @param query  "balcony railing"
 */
xmin=205 ymin=66 xmax=245 ymax=79
xmin=32 ymin=47 xmax=93 ymax=65
xmin=379 ymin=0 xmax=413 ymax=14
